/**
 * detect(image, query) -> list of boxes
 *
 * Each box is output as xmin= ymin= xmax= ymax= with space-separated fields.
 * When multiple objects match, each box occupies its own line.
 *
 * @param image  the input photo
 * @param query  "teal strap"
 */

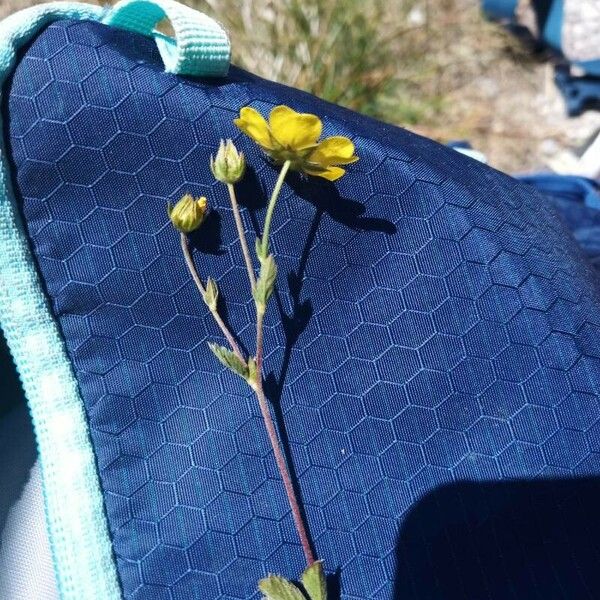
xmin=0 ymin=2 xmax=106 ymax=73
xmin=103 ymin=0 xmax=230 ymax=76
xmin=0 ymin=4 xmax=122 ymax=600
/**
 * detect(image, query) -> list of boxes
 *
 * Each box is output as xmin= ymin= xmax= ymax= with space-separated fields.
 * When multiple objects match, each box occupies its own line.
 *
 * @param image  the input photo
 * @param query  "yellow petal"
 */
xmin=234 ymin=107 xmax=274 ymax=150
xmin=304 ymin=165 xmax=346 ymax=181
xmin=310 ymin=136 xmax=359 ymax=165
xmin=269 ymin=105 xmax=323 ymax=150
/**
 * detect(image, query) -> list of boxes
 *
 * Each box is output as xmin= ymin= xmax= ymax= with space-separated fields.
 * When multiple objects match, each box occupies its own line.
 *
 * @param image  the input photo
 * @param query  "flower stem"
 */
xmin=252 ymin=159 xmax=316 ymax=566
xmin=260 ymin=160 xmax=291 ymax=258
xmin=180 ymin=232 xmax=245 ymax=363
xmin=227 ymin=183 xmax=256 ymax=291
xmin=254 ymin=308 xmax=315 ymax=566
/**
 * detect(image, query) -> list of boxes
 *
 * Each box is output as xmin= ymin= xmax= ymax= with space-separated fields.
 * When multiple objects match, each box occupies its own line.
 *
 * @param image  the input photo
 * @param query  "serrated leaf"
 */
xmin=258 ymin=575 xmax=306 ymax=600
xmin=301 ymin=562 xmax=327 ymax=600
xmin=253 ymin=254 xmax=278 ymax=310
xmin=208 ymin=343 xmax=248 ymax=379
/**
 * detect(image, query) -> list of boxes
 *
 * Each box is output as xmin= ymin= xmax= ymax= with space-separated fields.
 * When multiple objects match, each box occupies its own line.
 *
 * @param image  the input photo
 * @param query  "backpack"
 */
xmin=1 ymin=1 xmax=599 ymax=599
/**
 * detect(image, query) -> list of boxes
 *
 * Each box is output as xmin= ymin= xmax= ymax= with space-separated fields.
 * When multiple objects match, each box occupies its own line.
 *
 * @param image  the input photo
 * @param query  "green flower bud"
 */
xmin=210 ymin=139 xmax=246 ymax=184
xmin=168 ymin=194 xmax=208 ymax=233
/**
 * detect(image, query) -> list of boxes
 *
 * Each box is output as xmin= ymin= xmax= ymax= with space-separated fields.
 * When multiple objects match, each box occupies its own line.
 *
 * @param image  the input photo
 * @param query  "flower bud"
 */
xmin=168 ymin=195 xmax=208 ymax=233
xmin=210 ymin=139 xmax=246 ymax=184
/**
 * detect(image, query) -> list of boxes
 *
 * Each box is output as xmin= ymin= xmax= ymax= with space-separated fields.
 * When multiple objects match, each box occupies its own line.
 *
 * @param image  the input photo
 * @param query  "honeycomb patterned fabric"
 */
xmin=5 ymin=19 xmax=600 ymax=600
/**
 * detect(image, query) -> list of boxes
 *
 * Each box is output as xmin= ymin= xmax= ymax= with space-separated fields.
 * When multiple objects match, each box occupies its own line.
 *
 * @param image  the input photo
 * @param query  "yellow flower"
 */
xmin=234 ymin=105 xmax=358 ymax=181
xmin=168 ymin=195 xmax=208 ymax=233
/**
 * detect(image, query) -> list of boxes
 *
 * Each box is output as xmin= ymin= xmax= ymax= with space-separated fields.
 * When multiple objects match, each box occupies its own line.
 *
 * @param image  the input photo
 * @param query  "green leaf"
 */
xmin=203 ymin=277 xmax=219 ymax=311
xmin=208 ymin=343 xmax=248 ymax=379
xmin=301 ymin=562 xmax=327 ymax=600
xmin=258 ymin=575 xmax=306 ymax=600
xmin=253 ymin=254 xmax=278 ymax=311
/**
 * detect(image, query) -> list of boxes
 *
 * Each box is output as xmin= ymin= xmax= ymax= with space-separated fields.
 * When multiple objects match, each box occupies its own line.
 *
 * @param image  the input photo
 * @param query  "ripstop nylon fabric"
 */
xmin=5 ymin=17 xmax=600 ymax=600
xmin=0 ymin=1 xmax=231 ymax=597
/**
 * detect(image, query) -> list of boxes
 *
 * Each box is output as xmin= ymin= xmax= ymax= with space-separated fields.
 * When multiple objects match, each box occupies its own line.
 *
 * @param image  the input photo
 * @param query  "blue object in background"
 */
xmin=554 ymin=66 xmax=600 ymax=117
xmin=482 ymin=0 xmax=518 ymax=19
xmin=482 ymin=0 xmax=555 ymax=35
xmin=520 ymin=173 xmax=600 ymax=211
xmin=5 ymin=18 xmax=600 ymax=600
xmin=482 ymin=0 xmax=600 ymax=116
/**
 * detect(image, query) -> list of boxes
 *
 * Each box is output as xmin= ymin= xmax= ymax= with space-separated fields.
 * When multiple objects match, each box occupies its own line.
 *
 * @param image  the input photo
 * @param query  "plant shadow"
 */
xmin=393 ymin=476 xmax=600 ymax=599
xmin=235 ymin=165 xmax=398 ymax=235
xmin=251 ymin=165 xmax=396 ymax=561
xmin=286 ymin=172 xmax=397 ymax=235
xmin=188 ymin=210 xmax=225 ymax=256
xmin=235 ymin=165 xmax=270 ymax=214
xmin=198 ymin=162 xmax=397 ymax=565
xmin=188 ymin=210 xmax=249 ymax=351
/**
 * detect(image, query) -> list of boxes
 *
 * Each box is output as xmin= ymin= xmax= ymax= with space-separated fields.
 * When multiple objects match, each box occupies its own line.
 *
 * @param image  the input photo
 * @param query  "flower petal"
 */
xmin=269 ymin=105 xmax=323 ymax=150
xmin=304 ymin=165 xmax=346 ymax=181
xmin=310 ymin=136 xmax=359 ymax=165
xmin=234 ymin=107 xmax=274 ymax=150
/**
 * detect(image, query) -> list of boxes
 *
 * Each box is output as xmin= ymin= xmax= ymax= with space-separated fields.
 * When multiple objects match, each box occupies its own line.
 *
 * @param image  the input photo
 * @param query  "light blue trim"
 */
xmin=103 ymin=0 xmax=230 ymax=76
xmin=0 ymin=5 xmax=123 ymax=599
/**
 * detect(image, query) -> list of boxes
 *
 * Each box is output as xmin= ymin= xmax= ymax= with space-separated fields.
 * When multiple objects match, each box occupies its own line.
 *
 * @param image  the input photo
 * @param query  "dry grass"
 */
xmin=2 ymin=0 xmax=599 ymax=172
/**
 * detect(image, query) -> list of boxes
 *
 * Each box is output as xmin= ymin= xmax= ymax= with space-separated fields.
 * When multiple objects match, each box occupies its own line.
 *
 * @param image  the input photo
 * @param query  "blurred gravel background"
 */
xmin=3 ymin=0 xmax=599 ymax=174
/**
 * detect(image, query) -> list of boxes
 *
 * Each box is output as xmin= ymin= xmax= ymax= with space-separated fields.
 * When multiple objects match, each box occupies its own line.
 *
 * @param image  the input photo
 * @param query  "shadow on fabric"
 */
xmin=227 ymin=165 xmax=399 ymax=561
xmin=393 ymin=477 xmax=600 ymax=600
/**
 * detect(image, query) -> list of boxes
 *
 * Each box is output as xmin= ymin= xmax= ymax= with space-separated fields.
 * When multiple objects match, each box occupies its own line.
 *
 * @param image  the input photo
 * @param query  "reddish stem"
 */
xmin=254 ymin=309 xmax=315 ymax=566
xmin=180 ymin=233 xmax=245 ymax=363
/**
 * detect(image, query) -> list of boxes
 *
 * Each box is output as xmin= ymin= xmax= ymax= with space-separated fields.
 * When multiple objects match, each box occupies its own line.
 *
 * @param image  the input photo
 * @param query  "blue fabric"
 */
xmin=521 ymin=174 xmax=600 ymax=270
xmin=5 ymin=19 xmax=600 ymax=600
